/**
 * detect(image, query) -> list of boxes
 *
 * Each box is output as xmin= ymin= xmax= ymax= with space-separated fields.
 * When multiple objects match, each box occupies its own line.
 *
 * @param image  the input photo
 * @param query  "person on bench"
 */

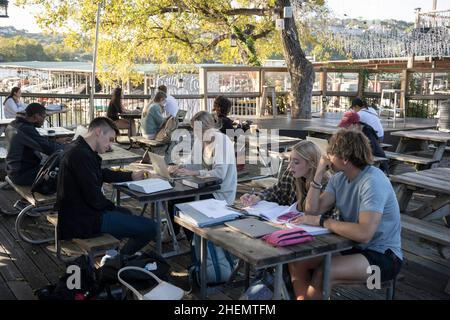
xmin=240 ymin=140 xmax=329 ymax=212
xmin=55 ymin=117 xmax=157 ymax=255
xmin=106 ymin=87 xmax=136 ymax=136
xmin=5 ymin=102 xmax=64 ymax=186
xmin=141 ymin=91 xmax=167 ymax=139
xmin=350 ymin=97 xmax=384 ymax=142
xmin=289 ymin=128 xmax=402 ymax=300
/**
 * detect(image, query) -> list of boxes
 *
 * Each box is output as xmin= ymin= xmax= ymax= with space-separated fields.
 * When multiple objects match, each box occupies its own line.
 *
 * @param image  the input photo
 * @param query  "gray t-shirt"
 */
xmin=325 ymin=166 xmax=402 ymax=260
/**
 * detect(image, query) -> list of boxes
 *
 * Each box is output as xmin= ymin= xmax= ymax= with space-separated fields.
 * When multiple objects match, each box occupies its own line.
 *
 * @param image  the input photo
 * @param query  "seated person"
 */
xmin=141 ymin=92 xmax=167 ymax=139
xmin=157 ymin=85 xmax=179 ymax=117
xmin=289 ymin=128 xmax=403 ymax=300
xmin=240 ymin=140 xmax=328 ymax=212
xmin=56 ymin=117 xmax=157 ymax=255
xmin=3 ymin=87 xmax=26 ymax=119
xmin=167 ymin=111 xmax=238 ymax=240
xmin=338 ymin=111 xmax=389 ymax=174
xmin=212 ymin=95 xmax=234 ymax=134
xmin=5 ymin=103 xmax=64 ymax=186
xmin=351 ymin=97 xmax=384 ymax=141
xmin=106 ymin=87 xmax=136 ymax=136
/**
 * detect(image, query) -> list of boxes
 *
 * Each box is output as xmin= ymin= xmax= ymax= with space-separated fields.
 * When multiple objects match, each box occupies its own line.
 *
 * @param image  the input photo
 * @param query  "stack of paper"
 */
xmin=116 ymin=178 xmax=173 ymax=194
xmin=285 ymin=222 xmax=330 ymax=236
xmin=176 ymin=199 xmax=242 ymax=228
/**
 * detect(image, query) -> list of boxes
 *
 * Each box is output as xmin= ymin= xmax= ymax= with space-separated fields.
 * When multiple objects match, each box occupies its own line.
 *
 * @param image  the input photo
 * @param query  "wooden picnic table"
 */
xmin=45 ymin=105 xmax=68 ymax=127
xmin=100 ymin=144 xmax=141 ymax=167
xmin=114 ymin=175 xmax=220 ymax=257
xmin=175 ymin=216 xmax=353 ymax=300
xmin=390 ymin=167 xmax=450 ymax=226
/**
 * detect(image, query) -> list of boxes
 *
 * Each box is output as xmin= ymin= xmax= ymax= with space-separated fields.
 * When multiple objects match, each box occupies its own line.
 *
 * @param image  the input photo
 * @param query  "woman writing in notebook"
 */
xmin=240 ymin=140 xmax=329 ymax=212
xmin=166 ymin=111 xmax=238 ymax=240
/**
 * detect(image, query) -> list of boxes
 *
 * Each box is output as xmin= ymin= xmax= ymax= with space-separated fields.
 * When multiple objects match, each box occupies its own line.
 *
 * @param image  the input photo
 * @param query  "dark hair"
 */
xmin=88 ymin=117 xmax=119 ymax=135
xmin=351 ymin=97 xmax=366 ymax=109
xmin=157 ymin=85 xmax=167 ymax=93
xmin=153 ymin=91 xmax=167 ymax=103
xmin=25 ymin=102 xmax=46 ymax=117
xmin=108 ymin=87 xmax=123 ymax=115
xmin=3 ymin=87 xmax=21 ymax=105
xmin=213 ymin=96 xmax=232 ymax=116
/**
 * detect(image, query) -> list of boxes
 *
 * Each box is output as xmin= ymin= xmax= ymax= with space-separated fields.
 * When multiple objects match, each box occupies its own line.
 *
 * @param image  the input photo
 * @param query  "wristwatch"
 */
xmin=319 ymin=215 xmax=329 ymax=227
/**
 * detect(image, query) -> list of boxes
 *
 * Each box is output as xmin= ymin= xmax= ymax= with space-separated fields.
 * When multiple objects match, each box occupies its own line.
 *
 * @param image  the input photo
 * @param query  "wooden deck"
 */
xmin=0 ymin=182 xmax=449 ymax=300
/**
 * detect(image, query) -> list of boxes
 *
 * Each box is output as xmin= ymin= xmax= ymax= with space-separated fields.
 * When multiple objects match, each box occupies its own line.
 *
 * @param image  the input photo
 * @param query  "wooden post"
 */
xmin=357 ymin=71 xmax=365 ymax=98
xmin=400 ymin=69 xmax=409 ymax=118
xmin=320 ymin=69 xmax=327 ymax=116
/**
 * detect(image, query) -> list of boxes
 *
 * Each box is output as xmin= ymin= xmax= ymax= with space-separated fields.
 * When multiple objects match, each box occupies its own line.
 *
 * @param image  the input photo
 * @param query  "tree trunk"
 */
xmin=276 ymin=0 xmax=314 ymax=119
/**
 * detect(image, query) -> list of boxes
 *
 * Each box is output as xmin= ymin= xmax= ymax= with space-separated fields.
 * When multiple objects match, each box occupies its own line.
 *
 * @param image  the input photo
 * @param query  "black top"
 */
xmin=5 ymin=117 xmax=63 ymax=182
xmin=55 ymin=136 xmax=132 ymax=240
xmin=107 ymin=101 xmax=122 ymax=121
xmin=217 ymin=115 xmax=234 ymax=134
xmin=360 ymin=122 xmax=388 ymax=173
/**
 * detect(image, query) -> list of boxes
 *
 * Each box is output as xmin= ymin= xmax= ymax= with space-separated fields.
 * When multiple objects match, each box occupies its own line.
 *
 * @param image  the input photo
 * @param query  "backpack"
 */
xmin=154 ymin=116 xmax=178 ymax=143
xmin=35 ymin=255 xmax=99 ymax=300
xmin=189 ymin=234 xmax=236 ymax=287
xmin=31 ymin=149 xmax=64 ymax=196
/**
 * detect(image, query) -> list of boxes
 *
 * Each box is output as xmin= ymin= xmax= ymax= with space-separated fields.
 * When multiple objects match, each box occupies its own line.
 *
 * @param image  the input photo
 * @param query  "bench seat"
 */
xmin=385 ymin=151 xmax=439 ymax=166
xmin=5 ymin=176 xmax=55 ymax=207
xmin=401 ymin=214 xmax=450 ymax=248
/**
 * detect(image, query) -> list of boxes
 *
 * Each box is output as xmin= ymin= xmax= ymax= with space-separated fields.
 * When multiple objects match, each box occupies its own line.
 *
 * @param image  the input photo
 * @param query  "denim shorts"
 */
xmin=341 ymin=247 xmax=402 ymax=282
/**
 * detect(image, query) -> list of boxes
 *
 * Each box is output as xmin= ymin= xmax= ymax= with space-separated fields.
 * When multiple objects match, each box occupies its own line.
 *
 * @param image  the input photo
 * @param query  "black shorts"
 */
xmin=341 ymin=247 xmax=402 ymax=282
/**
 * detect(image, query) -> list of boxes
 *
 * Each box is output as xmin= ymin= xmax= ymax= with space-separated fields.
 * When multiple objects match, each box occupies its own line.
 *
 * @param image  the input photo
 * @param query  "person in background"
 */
xmin=106 ymin=87 xmax=136 ymax=136
xmin=141 ymin=91 xmax=167 ymax=139
xmin=5 ymin=103 xmax=64 ymax=186
xmin=212 ymin=95 xmax=234 ymax=134
xmin=240 ymin=140 xmax=329 ymax=212
xmin=158 ymin=85 xmax=179 ymax=118
xmin=350 ymin=97 xmax=384 ymax=141
xmin=166 ymin=111 xmax=237 ymax=240
xmin=56 ymin=117 xmax=157 ymax=255
xmin=289 ymin=128 xmax=402 ymax=300
xmin=338 ymin=111 xmax=389 ymax=174
xmin=3 ymin=87 xmax=26 ymax=119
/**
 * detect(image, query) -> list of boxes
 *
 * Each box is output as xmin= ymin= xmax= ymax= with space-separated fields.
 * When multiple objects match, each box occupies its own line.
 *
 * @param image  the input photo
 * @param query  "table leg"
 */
xmin=116 ymin=189 xmax=121 ymax=206
xmin=244 ymin=262 xmax=250 ymax=289
xmin=200 ymin=236 xmax=208 ymax=299
xmin=273 ymin=264 xmax=283 ymax=300
xmin=155 ymin=201 xmax=162 ymax=255
xmin=322 ymin=253 xmax=332 ymax=300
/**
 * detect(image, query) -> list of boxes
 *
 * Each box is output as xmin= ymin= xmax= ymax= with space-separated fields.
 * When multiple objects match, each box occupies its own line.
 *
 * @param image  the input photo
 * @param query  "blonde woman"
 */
xmin=240 ymin=140 xmax=327 ymax=212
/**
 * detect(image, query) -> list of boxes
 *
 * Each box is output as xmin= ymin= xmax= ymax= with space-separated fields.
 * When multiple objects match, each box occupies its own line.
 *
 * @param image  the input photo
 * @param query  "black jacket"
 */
xmin=361 ymin=122 xmax=389 ymax=173
xmin=5 ymin=117 xmax=63 ymax=182
xmin=55 ymin=136 xmax=132 ymax=240
xmin=217 ymin=115 xmax=234 ymax=134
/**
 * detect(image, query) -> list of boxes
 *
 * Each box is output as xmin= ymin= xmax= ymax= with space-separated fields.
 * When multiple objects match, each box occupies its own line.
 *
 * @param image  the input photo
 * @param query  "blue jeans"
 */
xmin=101 ymin=207 xmax=157 ymax=255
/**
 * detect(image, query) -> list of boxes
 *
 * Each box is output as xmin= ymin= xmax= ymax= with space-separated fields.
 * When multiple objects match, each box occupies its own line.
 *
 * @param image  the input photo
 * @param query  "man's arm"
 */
xmin=324 ymin=211 xmax=382 ymax=243
xmin=102 ymin=168 xmax=132 ymax=183
xmin=21 ymin=125 xmax=63 ymax=155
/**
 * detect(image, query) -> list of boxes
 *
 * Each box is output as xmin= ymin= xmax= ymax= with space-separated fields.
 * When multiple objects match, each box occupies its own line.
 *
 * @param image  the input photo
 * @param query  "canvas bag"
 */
xmin=154 ymin=116 xmax=178 ymax=143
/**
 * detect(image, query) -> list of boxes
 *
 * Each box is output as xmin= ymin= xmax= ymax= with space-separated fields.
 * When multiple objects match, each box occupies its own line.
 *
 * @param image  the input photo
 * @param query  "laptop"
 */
xmin=176 ymin=109 xmax=187 ymax=123
xmin=306 ymin=136 xmax=328 ymax=155
xmin=225 ymin=218 xmax=281 ymax=238
xmin=147 ymin=152 xmax=187 ymax=180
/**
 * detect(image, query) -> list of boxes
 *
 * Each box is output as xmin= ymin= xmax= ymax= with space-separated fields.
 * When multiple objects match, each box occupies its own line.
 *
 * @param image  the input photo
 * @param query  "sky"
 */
xmin=1 ymin=1 xmax=450 ymax=33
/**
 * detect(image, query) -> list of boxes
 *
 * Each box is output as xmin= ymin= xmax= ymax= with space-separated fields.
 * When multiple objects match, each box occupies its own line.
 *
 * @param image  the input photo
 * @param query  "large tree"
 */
xmin=17 ymin=0 xmax=330 ymax=119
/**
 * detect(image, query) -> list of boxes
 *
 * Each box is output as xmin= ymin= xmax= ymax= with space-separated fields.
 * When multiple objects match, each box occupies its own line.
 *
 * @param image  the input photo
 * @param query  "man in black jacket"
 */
xmin=56 ymin=117 xmax=157 ymax=255
xmin=5 ymin=103 xmax=64 ymax=186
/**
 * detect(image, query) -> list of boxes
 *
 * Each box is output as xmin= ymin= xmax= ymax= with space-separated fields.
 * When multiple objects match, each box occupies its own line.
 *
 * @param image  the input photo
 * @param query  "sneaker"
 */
xmin=161 ymin=227 xmax=186 ymax=243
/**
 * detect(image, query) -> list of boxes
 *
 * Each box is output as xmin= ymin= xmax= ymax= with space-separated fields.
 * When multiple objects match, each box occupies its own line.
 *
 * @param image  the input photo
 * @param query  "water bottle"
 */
xmin=47 ymin=129 xmax=56 ymax=141
xmin=100 ymin=249 xmax=119 ymax=267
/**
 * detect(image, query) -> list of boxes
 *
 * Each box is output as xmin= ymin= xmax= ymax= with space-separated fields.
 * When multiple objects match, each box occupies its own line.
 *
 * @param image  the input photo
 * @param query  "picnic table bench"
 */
xmin=384 ymin=151 xmax=440 ymax=170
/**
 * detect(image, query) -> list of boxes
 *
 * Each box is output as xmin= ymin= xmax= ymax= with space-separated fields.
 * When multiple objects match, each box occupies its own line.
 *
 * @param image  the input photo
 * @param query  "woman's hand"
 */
xmin=240 ymin=194 xmax=261 ymax=206
xmin=290 ymin=215 xmax=320 ymax=226
xmin=132 ymin=170 xmax=151 ymax=181
xmin=168 ymin=165 xmax=179 ymax=174
xmin=317 ymin=155 xmax=332 ymax=174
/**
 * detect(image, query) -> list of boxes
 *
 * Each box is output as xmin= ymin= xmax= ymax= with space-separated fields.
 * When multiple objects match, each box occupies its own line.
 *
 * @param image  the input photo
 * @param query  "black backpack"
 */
xmin=31 ymin=149 xmax=64 ymax=196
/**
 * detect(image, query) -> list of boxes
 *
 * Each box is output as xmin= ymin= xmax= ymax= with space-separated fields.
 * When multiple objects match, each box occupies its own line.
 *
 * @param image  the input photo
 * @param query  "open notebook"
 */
xmin=115 ymin=178 xmax=173 ymax=194
xmin=241 ymin=201 xmax=330 ymax=236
